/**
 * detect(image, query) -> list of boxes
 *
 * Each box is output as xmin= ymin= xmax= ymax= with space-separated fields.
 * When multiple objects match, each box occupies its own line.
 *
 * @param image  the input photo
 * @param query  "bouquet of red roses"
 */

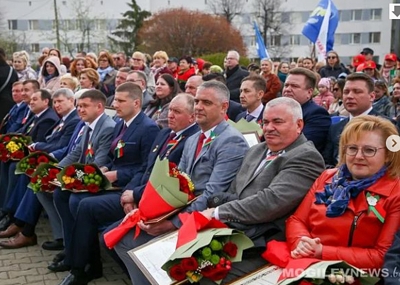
xmin=161 ymin=212 xmax=254 ymax=283
xmin=0 ymin=133 xmax=32 ymax=162
xmin=104 ymin=157 xmax=196 ymax=249
xmin=56 ymin=163 xmax=111 ymax=193
xmin=15 ymin=151 xmax=58 ymax=176
xmin=29 ymin=163 xmax=61 ymax=193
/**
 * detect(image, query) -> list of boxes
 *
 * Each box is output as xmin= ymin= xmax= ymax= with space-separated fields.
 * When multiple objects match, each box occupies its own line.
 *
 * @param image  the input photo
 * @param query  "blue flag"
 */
xmin=302 ymin=0 xmax=338 ymax=59
xmin=253 ymin=21 xmax=270 ymax=59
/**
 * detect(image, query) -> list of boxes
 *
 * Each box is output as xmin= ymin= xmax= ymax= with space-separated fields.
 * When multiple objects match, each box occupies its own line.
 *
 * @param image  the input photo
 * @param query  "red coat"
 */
xmin=286 ymin=169 xmax=400 ymax=269
xmin=261 ymin=73 xmax=281 ymax=104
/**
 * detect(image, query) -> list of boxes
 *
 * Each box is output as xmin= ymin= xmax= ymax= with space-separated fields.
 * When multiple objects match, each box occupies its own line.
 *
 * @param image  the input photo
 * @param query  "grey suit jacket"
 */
xmin=58 ymin=113 xmax=116 ymax=168
xmin=172 ymin=120 xmax=249 ymax=227
xmin=218 ymin=134 xmax=325 ymax=244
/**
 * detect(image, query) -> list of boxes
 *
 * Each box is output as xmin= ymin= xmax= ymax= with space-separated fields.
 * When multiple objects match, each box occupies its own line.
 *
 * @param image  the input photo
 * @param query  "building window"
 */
xmin=301 ymin=11 xmax=311 ymax=22
xmin=8 ymin=20 xmax=17 ymax=30
xmin=350 ymin=33 xmax=361 ymax=44
xmin=270 ymin=35 xmax=281 ymax=46
xmin=340 ymin=10 xmax=351 ymax=21
xmin=351 ymin=10 xmax=362 ymax=21
xmin=370 ymin=9 xmax=382 ymax=20
xmin=28 ymin=20 xmax=39 ymax=30
xmin=30 ymin=44 xmax=39 ymax=52
xmin=290 ymin=35 xmax=300 ymax=45
xmin=334 ymin=34 xmax=341 ymax=45
xmin=369 ymin=32 xmax=380 ymax=43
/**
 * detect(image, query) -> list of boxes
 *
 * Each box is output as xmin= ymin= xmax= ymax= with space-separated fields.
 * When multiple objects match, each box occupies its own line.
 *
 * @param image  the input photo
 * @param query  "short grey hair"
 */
xmin=53 ymin=88 xmax=75 ymax=100
xmin=171 ymin=93 xmax=195 ymax=114
xmin=197 ymin=81 xmax=230 ymax=103
xmin=265 ymin=97 xmax=303 ymax=122
xmin=227 ymin=50 xmax=240 ymax=61
xmin=129 ymin=70 xmax=148 ymax=85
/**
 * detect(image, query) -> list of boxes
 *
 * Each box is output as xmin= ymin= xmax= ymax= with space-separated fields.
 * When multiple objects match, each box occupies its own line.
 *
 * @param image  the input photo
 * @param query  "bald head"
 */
xmin=185 ymin=75 xmax=203 ymax=96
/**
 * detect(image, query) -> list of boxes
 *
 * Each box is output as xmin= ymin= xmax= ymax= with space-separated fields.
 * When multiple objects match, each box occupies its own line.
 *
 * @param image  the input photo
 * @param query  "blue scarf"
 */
xmin=97 ymin=66 xmax=114 ymax=82
xmin=44 ymin=73 xmax=56 ymax=83
xmin=315 ymin=164 xmax=387 ymax=217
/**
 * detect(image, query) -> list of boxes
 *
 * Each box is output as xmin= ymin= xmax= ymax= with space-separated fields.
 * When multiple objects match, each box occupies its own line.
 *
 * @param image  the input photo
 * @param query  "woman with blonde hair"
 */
xmin=79 ymin=68 xmax=100 ymax=89
xmin=286 ymin=115 xmax=400 ymax=270
xmin=150 ymin=50 xmax=173 ymax=82
xmin=97 ymin=52 xmax=117 ymax=97
xmin=12 ymin=51 xmax=37 ymax=80
xmin=260 ymin=58 xmax=281 ymax=103
xmin=60 ymin=74 xmax=79 ymax=91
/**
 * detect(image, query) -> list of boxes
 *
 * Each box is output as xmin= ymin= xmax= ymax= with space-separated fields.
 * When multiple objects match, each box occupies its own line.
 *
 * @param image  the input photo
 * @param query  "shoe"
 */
xmin=0 ymin=215 xmax=12 ymax=231
xmin=86 ymin=262 xmax=103 ymax=280
xmin=42 ymin=239 xmax=64 ymax=251
xmin=0 ymin=223 xmax=22 ymax=238
xmin=53 ymin=250 xmax=66 ymax=263
xmin=58 ymin=271 xmax=90 ymax=285
xmin=0 ymin=210 xmax=7 ymax=221
xmin=0 ymin=232 xmax=37 ymax=249
xmin=48 ymin=260 xmax=71 ymax=272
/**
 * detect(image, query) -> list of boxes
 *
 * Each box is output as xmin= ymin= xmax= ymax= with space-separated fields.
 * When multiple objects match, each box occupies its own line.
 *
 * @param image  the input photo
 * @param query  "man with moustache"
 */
xmin=201 ymin=97 xmax=325 ymax=284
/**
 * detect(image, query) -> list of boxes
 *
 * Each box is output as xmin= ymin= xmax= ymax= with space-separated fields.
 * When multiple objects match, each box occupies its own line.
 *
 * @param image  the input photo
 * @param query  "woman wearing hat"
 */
xmin=380 ymin=53 xmax=397 ymax=84
xmin=362 ymin=60 xmax=382 ymax=81
xmin=12 ymin=51 xmax=37 ymax=81
xmin=313 ymin=77 xmax=334 ymax=110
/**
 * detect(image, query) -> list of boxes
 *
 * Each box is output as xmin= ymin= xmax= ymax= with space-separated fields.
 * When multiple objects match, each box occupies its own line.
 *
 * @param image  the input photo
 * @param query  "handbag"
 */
xmin=0 ymin=67 xmax=13 ymax=93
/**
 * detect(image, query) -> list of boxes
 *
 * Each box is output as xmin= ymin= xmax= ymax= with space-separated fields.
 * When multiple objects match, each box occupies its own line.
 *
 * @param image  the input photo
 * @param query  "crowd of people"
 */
xmin=0 ymin=45 xmax=400 ymax=285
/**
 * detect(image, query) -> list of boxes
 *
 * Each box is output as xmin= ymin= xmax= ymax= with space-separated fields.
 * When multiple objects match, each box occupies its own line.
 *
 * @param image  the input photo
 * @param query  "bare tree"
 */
xmin=254 ymin=0 xmax=292 ymax=59
xmin=208 ymin=0 xmax=244 ymax=24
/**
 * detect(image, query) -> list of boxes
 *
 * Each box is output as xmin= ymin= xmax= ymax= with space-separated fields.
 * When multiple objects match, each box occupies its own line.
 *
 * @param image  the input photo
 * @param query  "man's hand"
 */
xmin=291 ymin=236 xmax=322 ymax=259
xmin=201 ymin=208 xmax=215 ymax=220
xmin=138 ymin=220 xmax=176 ymax=236
xmin=122 ymin=208 xmax=139 ymax=223
xmin=104 ymin=171 xmax=117 ymax=183
xmin=28 ymin=143 xmax=35 ymax=151
xmin=123 ymin=203 xmax=136 ymax=214
xmin=120 ymin=190 xmax=134 ymax=205
xmin=99 ymin=166 xmax=108 ymax=173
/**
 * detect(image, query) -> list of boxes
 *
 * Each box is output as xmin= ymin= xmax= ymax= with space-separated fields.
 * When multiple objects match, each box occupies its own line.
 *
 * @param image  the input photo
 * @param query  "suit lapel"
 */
xmin=90 ymin=114 xmax=106 ymax=143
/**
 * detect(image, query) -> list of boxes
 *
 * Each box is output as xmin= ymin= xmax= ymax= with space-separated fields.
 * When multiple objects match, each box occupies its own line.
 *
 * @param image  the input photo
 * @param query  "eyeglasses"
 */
xmin=99 ymin=59 xmax=108 ymax=62
xmin=127 ymin=79 xmax=143 ymax=83
xmin=332 ymin=88 xmax=339 ymax=92
xmin=113 ymin=57 xmax=120 ymax=61
xmin=132 ymin=58 xmax=142 ymax=61
xmin=327 ymin=56 xmax=337 ymax=59
xmin=345 ymin=145 xmax=385 ymax=157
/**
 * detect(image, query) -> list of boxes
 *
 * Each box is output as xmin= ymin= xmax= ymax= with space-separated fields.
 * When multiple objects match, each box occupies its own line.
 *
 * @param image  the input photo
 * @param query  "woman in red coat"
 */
xmin=260 ymin=58 xmax=281 ymax=104
xmin=286 ymin=115 xmax=400 ymax=270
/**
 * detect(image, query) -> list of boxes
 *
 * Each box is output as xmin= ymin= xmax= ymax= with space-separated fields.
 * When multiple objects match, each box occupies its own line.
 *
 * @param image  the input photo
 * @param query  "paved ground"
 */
xmin=0 ymin=217 xmax=130 ymax=285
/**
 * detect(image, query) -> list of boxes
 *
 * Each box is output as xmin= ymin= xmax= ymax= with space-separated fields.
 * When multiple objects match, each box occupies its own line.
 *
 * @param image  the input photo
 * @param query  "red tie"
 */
xmin=160 ymin=132 xmax=176 ymax=153
xmin=195 ymin=133 xmax=206 ymax=159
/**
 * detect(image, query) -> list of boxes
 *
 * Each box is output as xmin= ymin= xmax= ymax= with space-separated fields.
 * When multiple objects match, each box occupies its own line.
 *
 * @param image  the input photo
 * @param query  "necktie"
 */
xmin=22 ymin=109 xmax=31 ymax=125
xmin=194 ymin=133 xmax=206 ymax=159
xmin=26 ymin=116 xmax=38 ymax=135
xmin=160 ymin=132 xmax=176 ymax=154
xmin=110 ymin=123 xmax=127 ymax=152
xmin=253 ymin=150 xmax=281 ymax=176
xmin=79 ymin=127 xmax=92 ymax=163
xmin=69 ymin=124 xmax=85 ymax=153
xmin=246 ymin=114 xmax=255 ymax=122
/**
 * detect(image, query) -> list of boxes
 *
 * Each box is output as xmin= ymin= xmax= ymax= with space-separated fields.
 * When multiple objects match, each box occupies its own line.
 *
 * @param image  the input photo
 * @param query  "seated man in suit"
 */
xmin=0 ymin=88 xmax=80 ymax=248
xmin=0 ymin=81 xmax=28 ymax=133
xmin=282 ymin=67 xmax=331 ymax=153
xmin=105 ymin=67 xmax=129 ymax=107
xmin=54 ymin=84 xmax=160 ymax=284
xmin=202 ymin=73 xmax=244 ymax=120
xmin=235 ymin=75 xmax=266 ymax=123
xmin=323 ymin=72 xmax=396 ymax=167
xmin=0 ymin=89 xmax=59 ymax=231
xmin=108 ymin=80 xmax=249 ymax=285
xmin=126 ymin=70 xmax=153 ymax=111
xmin=201 ymin=97 xmax=325 ymax=284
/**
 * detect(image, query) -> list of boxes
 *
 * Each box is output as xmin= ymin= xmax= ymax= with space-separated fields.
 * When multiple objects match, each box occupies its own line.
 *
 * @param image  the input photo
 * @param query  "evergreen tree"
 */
xmin=108 ymin=0 xmax=150 ymax=55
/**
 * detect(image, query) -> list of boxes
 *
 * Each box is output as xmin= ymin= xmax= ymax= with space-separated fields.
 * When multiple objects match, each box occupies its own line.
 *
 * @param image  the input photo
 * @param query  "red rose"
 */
xmin=41 ymin=176 xmax=49 ymax=185
xmin=37 ymin=155 xmax=49 ymax=164
xmin=65 ymin=183 xmax=74 ymax=189
xmin=48 ymin=168 xmax=60 ymax=180
xmin=84 ymin=165 xmax=96 ymax=174
xmin=73 ymin=180 xmax=83 ymax=190
xmin=181 ymin=257 xmax=198 ymax=271
xmin=169 ymin=264 xmax=186 ymax=281
xmin=0 ymin=144 xmax=5 ymax=150
xmin=3 ymin=136 xmax=10 ymax=142
xmin=30 ymin=176 xmax=38 ymax=184
xmin=169 ymin=162 xmax=178 ymax=170
xmin=13 ymin=150 xmax=25 ymax=159
xmin=65 ymin=166 xmax=76 ymax=177
xmin=223 ymin=242 xmax=238 ymax=258
xmin=87 ymin=184 xmax=99 ymax=193
xmin=26 ymin=168 xmax=35 ymax=176
xmin=28 ymin=157 xmax=37 ymax=165
xmin=201 ymin=266 xmax=229 ymax=281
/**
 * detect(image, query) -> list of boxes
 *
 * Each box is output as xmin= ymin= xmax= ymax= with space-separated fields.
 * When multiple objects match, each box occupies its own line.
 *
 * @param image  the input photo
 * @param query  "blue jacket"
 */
xmin=51 ymin=120 xmax=86 ymax=161
xmin=2 ymin=103 xmax=28 ymax=133
xmin=19 ymin=107 xmax=59 ymax=142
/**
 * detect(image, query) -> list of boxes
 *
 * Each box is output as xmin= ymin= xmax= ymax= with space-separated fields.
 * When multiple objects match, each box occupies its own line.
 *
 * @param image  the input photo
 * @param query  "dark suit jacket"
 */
xmin=2 ymin=103 xmax=28 ymax=134
xmin=227 ymin=100 xmax=244 ymax=121
xmin=226 ymin=66 xmax=249 ymax=103
xmin=301 ymin=99 xmax=331 ymax=153
xmin=130 ymin=124 xmax=199 ymax=202
xmin=106 ymin=112 xmax=159 ymax=189
xmin=383 ymin=228 xmax=400 ymax=285
xmin=235 ymin=105 xmax=264 ymax=122
xmin=34 ymin=109 xmax=80 ymax=153
xmin=19 ymin=107 xmax=59 ymax=143
xmin=0 ymin=64 xmax=18 ymax=122
xmin=323 ymin=109 xmax=394 ymax=167
xmin=51 ymin=120 xmax=85 ymax=161
xmin=217 ymin=135 xmax=325 ymax=246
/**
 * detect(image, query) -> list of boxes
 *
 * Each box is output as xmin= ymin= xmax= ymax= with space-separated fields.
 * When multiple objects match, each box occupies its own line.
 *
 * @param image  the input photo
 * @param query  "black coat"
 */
xmin=0 ymin=64 xmax=18 ymax=122
xmin=226 ymin=66 xmax=249 ymax=103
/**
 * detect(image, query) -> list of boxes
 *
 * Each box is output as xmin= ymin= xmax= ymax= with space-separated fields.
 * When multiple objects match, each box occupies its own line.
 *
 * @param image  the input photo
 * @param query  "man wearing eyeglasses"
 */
xmin=323 ymin=73 xmax=396 ymax=167
xmin=126 ymin=70 xmax=153 ymax=111
xmin=131 ymin=51 xmax=155 ymax=95
xmin=225 ymin=50 xmax=249 ymax=103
